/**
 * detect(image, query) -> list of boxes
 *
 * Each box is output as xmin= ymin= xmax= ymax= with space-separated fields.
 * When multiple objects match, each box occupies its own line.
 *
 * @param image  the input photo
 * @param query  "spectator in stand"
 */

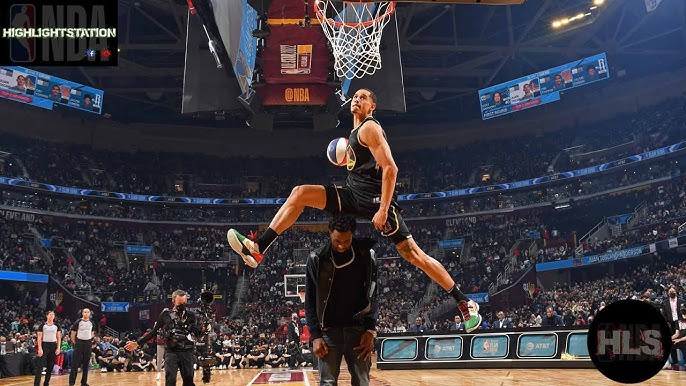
xmin=662 ymin=286 xmax=684 ymax=365
xmin=492 ymin=311 xmax=513 ymax=330
xmin=409 ymin=317 xmax=429 ymax=333
xmin=449 ymin=315 xmax=465 ymax=332
xmin=541 ymin=307 xmax=564 ymax=327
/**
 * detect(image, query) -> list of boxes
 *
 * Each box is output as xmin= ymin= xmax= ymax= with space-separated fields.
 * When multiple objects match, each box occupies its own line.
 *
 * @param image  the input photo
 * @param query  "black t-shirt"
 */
xmin=323 ymin=248 xmax=367 ymax=328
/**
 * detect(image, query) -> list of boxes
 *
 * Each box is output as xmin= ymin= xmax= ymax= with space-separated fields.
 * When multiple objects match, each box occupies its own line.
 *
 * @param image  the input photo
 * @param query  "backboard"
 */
xmin=284 ymin=274 xmax=306 ymax=298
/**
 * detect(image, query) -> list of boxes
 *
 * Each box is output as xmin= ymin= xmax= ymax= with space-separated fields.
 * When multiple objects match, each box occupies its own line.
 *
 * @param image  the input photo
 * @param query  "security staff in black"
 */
xmin=305 ymin=215 xmax=378 ymax=386
xmin=69 ymin=308 xmax=94 ymax=386
xmin=35 ymin=310 xmax=61 ymax=386
xmin=125 ymin=290 xmax=202 ymax=386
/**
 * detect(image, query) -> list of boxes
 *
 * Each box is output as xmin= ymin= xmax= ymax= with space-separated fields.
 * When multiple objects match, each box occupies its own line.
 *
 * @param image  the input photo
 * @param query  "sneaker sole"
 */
xmin=465 ymin=313 xmax=483 ymax=333
xmin=227 ymin=229 xmax=258 ymax=268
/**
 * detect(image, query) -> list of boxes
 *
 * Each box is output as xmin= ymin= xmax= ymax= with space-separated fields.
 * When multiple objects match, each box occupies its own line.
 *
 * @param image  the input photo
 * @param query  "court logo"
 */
xmin=587 ymin=299 xmax=672 ymax=383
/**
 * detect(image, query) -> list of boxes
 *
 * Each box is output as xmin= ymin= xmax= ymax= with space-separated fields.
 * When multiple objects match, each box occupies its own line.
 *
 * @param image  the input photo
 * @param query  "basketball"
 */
xmin=327 ymin=137 xmax=348 ymax=167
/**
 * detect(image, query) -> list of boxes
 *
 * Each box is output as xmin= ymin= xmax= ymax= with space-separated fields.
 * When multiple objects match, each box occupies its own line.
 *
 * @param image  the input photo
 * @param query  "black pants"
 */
xmin=673 ymin=340 xmax=686 ymax=364
xmin=69 ymin=340 xmax=91 ymax=386
xmin=287 ymin=343 xmax=304 ymax=369
xmin=34 ymin=342 xmax=57 ymax=386
xmin=165 ymin=349 xmax=195 ymax=386
xmin=669 ymin=321 xmax=678 ymax=363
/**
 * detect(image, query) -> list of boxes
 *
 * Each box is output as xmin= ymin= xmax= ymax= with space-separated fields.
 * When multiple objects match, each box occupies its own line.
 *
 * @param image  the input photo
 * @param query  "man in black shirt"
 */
xmin=670 ymin=303 xmax=686 ymax=369
xmin=125 ymin=290 xmax=203 ymax=386
xmin=286 ymin=313 xmax=305 ymax=369
xmin=69 ymin=308 xmax=94 ymax=386
xmin=305 ymin=214 xmax=378 ymax=386
xmin=34 ymin=310 xmax=61 ymax=386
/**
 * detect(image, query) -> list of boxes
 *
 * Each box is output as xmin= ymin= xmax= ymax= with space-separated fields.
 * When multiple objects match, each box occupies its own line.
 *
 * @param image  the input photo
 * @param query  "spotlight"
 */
xmin=552 ymin=21 xmax=562 ymax=28
xmin=593 ymin=0 xmax=604 ymax=5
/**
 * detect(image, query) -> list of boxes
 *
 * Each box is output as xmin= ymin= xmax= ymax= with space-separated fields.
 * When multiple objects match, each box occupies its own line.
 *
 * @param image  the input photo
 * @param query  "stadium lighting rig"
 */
xmin=551 ymin=0 xmax=605 ymax=29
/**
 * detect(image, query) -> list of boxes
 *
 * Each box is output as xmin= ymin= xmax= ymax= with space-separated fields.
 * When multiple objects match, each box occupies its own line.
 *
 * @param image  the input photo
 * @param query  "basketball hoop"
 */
xmin=298 ymin=289 xmax=306 ymax=304
xmin=314 ymin=0 xmax=397 ymax=80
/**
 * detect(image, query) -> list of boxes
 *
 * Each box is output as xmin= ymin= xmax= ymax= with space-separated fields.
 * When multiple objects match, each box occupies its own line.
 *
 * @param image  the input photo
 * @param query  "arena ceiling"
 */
xmin=35 ymin=0 xmax=686 ymax=126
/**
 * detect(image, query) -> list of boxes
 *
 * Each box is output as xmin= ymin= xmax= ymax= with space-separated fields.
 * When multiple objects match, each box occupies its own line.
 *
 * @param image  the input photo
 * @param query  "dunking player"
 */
xmin=228 ymin=88 xmax=482 ymax=331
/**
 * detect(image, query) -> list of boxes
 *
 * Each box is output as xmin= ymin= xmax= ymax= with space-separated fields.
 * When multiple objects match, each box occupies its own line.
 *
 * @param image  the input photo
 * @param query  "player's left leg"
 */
xmin=385 ymin=209 xmax=482 ymax=332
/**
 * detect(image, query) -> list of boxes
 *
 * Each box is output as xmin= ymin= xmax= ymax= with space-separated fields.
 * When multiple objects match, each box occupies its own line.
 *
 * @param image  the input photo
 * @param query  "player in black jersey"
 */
xmin=228 ymin=88 xmax=482 ymax=331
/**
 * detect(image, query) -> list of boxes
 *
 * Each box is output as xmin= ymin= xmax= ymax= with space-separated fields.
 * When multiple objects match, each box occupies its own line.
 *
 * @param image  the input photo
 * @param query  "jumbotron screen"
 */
xmin=478 ymin=52 xmax=609 ymax=120
xmin=0 ymin=66 xmax=104 ymax=114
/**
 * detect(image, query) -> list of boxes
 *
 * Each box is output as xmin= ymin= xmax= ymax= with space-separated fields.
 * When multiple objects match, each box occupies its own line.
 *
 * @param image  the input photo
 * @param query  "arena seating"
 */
xmin=1 ymin=97 xmax=686 ymax=375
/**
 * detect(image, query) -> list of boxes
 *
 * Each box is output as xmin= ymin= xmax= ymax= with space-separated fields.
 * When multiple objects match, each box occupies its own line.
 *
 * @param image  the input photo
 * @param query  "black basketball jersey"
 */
xmin=346 ymin=116 xmax=386 ymax=195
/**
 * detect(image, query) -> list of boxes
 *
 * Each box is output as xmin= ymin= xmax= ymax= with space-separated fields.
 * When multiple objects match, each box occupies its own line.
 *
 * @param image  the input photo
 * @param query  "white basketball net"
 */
xmin=314 ymin=1 xmax=396 ymax=80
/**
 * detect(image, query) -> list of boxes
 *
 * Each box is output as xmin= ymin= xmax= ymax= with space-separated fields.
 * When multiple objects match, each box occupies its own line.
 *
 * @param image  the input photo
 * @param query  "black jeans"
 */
xmin=34 ymin=342 xmax=57 ymax=386
xmin=164 ymin=349 xmax=195 ymax=386
xmin=668 ymin=321 xmax=678 ymax=363
xmin=68 ymin=340 xmax=91 ymax=386
xmin=318 ymin=326 xmax=371 ymax=386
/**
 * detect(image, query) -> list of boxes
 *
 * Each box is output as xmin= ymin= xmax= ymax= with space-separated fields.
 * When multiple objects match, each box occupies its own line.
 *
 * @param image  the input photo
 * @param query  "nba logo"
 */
xmin=9 ymin=4 xmax=36 ymax=62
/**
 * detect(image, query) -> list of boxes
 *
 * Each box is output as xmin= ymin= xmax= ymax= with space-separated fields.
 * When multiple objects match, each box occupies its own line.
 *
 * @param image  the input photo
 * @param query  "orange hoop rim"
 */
xmin=314 ymin=0 xmax=397 ymax=29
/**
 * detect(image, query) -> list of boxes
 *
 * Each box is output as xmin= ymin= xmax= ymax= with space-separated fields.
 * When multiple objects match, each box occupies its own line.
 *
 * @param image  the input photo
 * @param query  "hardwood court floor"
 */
xmin=1 ymin=367 xmax=685 ymax=386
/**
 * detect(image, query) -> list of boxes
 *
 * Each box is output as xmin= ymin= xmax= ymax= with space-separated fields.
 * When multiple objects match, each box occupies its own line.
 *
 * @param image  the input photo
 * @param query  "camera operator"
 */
xmin=125 ymin=290 xmax=205 ymax=386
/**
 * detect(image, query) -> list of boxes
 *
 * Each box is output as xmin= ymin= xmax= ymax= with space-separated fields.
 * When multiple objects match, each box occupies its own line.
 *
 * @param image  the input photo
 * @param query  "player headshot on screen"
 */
xmin=553 ymin=74 xmax=565 ymax=90
xmin=522 ymin=84 xmax=533 ymax=100
xmin=50 ymin=85 xmax=61 ymax=101
xmin=492 ymin=92 xmax=502 ymax=107
xmin=12 ymin=75 xmax=26 ymax=92
xmin=58 ymin=86 xmax=70 ymax=102
xmin=83 ymin=95 xmax=93 ymax=108
xmin=529 ymin=80 xmax=541 ymax=97
xmin=585 ymin=65 xmax=598 ymax=82
xmin=24 ymin=76 xmax=35 ymax=91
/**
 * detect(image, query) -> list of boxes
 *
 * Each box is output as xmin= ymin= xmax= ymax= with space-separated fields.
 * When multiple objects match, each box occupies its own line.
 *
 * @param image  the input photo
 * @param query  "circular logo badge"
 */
xmin=587 ymin=299 xmax=672 ymax=383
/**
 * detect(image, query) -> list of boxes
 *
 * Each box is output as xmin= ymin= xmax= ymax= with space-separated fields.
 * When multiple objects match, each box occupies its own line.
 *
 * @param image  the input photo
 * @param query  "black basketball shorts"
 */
xmin=323 ymin=184 xmax=412 ymax=245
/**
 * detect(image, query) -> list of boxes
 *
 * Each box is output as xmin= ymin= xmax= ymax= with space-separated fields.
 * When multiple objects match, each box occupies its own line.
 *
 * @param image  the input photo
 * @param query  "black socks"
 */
xmin=257 ymin=227 xmax=279 ymax=254
xmin=448 ymin=285 xmax=470 ymax=303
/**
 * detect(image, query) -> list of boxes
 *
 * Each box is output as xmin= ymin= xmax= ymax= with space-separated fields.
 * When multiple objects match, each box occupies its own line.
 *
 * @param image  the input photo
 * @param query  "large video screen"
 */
xmin=478 ymin=52 xmax=609 ymax=120
xmin=0 ymin=66 xmax=104 ymax=114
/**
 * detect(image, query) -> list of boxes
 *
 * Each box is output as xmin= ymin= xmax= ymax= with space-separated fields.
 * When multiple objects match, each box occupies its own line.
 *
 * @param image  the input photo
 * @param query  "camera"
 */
xmin=197 ymin=289 xmax=217 ymax=383
xmin=200 ymin=290 xmax=214 ymax=305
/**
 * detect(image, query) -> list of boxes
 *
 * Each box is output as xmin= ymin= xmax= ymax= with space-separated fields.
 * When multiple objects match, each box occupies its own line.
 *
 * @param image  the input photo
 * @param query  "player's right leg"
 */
xmin=227 ymin=185 xmax=327 ymax=268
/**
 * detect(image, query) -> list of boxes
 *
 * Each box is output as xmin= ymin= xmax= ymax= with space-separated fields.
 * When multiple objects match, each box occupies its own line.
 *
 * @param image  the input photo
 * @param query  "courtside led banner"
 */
xmin=0 ymin=0 xmax=118 ymax=66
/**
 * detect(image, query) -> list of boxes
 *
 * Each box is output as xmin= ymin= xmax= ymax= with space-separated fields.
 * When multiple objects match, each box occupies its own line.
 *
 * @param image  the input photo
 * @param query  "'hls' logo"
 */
xmin=596 ymin=325 xmax=662 ymax=358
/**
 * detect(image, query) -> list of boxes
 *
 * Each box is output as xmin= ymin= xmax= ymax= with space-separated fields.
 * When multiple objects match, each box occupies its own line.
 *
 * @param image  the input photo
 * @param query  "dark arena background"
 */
xmin=1 ymin=0 xmax=686 ymax=385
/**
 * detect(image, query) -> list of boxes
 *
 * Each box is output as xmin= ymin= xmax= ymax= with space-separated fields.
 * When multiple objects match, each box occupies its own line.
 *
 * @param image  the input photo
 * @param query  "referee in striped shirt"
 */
xmin=69 ymin=308 xmax=94 ymax=386
xmin=35 ymin=310 xmax=61 ymax=386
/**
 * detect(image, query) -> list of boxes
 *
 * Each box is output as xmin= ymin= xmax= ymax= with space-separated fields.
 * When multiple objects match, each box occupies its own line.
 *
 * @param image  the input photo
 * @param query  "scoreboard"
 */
xmin=478 ymin=52 xmax=609 ymax=120
xmin=0 ymin=66 xmax=104 ymax=114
